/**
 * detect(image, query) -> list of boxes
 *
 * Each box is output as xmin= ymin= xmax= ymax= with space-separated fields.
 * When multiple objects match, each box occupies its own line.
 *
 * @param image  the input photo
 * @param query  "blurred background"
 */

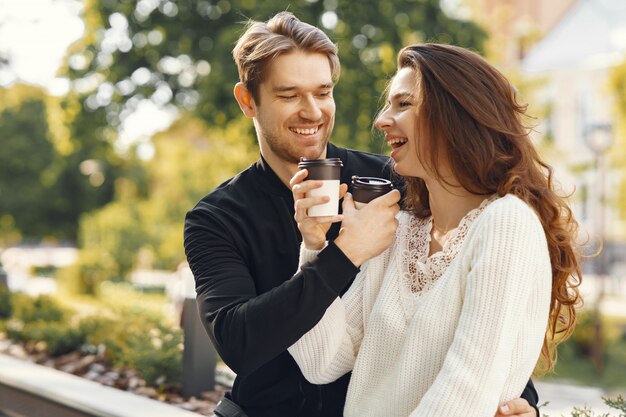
xmin=0 ymin=0 xmax=625 ymax=415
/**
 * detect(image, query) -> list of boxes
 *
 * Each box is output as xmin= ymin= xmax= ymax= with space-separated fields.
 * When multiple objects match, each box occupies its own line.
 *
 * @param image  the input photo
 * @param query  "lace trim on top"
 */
xmin=400 ymin=195 xmax=499 ymax=295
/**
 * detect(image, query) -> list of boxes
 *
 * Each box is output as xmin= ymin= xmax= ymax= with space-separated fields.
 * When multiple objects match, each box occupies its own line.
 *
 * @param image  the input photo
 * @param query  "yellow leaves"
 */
xmin=0 ymin=83 xmax=44 ymax=112
xmin=377 ymin=43 xmax=396 ymax=74
xmin=45 ymin=95 xmax=74 ymax=156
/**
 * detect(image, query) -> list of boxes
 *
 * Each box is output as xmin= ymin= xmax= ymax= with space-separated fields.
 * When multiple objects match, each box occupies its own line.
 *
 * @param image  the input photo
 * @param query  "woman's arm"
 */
xmin=287 ymin=245 xmax=370 ymax=384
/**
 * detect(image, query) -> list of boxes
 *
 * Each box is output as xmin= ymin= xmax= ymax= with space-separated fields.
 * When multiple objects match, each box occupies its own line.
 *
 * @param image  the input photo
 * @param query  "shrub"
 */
xmin=125 ymin=326 xmax=183 ymax=387
xmin=12 ymin=294 xmax=68 ymax=323
xmin=24 ymin=321 xmax=87 ymax=356
xmin=0 ymin=286 xmax=11 ymax=319
xmin=57 ymin=250 xmax=117 ymax=295
xmin=100 ymin=316 xmax=183 ymax=387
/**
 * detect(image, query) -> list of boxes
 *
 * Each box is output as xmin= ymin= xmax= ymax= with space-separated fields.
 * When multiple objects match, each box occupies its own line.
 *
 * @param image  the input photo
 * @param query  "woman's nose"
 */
xmin=374 ymin=108 xmax=392 ymax=131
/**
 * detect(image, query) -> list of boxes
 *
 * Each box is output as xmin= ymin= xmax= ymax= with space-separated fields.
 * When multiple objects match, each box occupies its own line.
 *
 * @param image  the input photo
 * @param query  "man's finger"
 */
xmin=309 ymin=214 xmax=343 ymax=224
xmin=289 ymin=169 xmax=308 ymax=188
xmin=292 ymin=180 xmax=324 ymax=200
xmin=295 ymin=197 xmax=330 ymax=222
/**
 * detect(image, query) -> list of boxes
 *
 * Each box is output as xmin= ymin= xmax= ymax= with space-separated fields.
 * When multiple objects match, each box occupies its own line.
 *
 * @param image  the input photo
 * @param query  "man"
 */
xmin=184 ymin=11 xmax=539 ymax=417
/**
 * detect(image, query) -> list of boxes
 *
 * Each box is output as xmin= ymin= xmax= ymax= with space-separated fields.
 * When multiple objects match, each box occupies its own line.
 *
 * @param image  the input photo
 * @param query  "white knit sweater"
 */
xmin=288 ymin=194 xmax=551 ymax=417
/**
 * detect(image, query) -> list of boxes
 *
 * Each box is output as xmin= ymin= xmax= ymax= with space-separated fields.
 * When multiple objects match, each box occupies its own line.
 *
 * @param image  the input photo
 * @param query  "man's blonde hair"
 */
xmin=232 ymin=11 xmax=340 ymax=103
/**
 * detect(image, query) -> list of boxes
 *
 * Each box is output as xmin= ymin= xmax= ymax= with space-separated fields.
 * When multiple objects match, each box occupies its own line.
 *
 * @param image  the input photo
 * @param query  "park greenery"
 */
xmin=1 ymin=285 xmax=626 ymax=414
xmin=0 ymin=284 xmax=183 ymax=387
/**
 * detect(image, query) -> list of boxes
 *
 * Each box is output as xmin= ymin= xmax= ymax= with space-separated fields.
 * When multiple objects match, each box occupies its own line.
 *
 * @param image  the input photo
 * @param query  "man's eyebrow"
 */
xmin=272 ymin=83 xmax=334 ymax=92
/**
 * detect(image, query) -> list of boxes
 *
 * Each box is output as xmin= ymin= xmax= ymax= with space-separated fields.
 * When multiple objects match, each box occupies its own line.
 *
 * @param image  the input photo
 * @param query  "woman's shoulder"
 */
xmin=485 ymin=193 xmax=537 ymax=217
xmin=477 ymin=194 xmax=544 ymax=235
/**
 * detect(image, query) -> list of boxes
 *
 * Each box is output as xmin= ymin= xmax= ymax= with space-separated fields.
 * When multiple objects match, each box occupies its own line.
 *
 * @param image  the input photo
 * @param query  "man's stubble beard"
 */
xmin=257 ymin=121 xmax=333 ymax=164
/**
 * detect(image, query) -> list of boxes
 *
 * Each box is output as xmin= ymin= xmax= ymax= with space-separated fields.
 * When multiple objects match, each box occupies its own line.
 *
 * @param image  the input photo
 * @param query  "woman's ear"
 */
xmin=234 ymin=82 xmax=256 ymax=118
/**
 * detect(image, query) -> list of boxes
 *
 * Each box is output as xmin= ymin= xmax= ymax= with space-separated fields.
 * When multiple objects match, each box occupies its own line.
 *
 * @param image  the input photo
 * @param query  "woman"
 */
xmin=288 ymin=44 xmax=582 ymax=417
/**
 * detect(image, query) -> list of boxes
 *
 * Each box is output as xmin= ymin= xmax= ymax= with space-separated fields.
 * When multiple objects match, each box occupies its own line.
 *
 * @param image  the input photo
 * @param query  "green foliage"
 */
xmin=74 ymin=310 xmax=183 ymax=386
xmin=103 ymin=319 xmax=183 ymax=386
xmin=12 ymin=294 xmax=69 ymax=324
xmin=3 ymin=288 xmax=183 ymax=387
xmin=0 ymin=287 xmax=12 ymax=319
xmin=2 ymin=293 xmax=82 ymax=356
xmin=18 ymin=321 xmax=87 ymax=356
xmin=62 ymin=0 xmax=486 ymax=154
xmin=541 ymin=311 xmax=626 ymax=390
xmin=0 ymin=84 xmax=121 ymax=242
xmin=541 ymin=395 xmax=626 ymax=417
xmin=569 ymin=310 xmax=596 ymax=356
xmin=609 ymin=60 xmax=626 ymax=221
xmin=57 ymin=249 xmax=118 ymax=295
xmin=603 ymin=394 xmax=626 ymax=414
xmin=74 ymin=115 xmax=257 ymax=281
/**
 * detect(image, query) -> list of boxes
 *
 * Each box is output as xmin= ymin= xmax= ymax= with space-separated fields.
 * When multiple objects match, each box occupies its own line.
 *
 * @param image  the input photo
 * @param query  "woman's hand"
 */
xmin=495 ymin=399 xmax=538 ymax=417
xmin=290 ymin=169 xmax=347 ymax=250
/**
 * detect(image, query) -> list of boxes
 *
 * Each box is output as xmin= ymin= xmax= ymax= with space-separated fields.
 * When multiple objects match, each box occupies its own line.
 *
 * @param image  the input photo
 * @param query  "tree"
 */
xmin=0 ymin=84 xmax=120 ymax=243
xmin=75 ymin=114 xmax=257 ymax=282
xmin=609 ymin=60 xmax=626 ymax=223
xmin=61 ymin=0 xmax=487 ymax=154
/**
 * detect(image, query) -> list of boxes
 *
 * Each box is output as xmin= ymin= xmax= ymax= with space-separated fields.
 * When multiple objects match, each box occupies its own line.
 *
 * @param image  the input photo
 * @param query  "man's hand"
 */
xmin=495 ymin=398 xmax=538 ymax=417
xmin=291 ymin=169 xmax=347 ymax=250
xmin=334 ymin=190 xmax=400 ymax=266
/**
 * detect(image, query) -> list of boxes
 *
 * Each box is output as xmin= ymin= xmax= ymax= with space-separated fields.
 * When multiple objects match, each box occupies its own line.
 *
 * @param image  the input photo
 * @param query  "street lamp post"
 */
xmin=585 ymin=122 xmax=613 ymax=375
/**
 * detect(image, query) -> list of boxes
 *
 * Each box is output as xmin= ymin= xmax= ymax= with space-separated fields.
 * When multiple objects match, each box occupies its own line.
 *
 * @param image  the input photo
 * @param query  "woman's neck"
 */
xmin=426 ymin=180 xmax=487 ymax=234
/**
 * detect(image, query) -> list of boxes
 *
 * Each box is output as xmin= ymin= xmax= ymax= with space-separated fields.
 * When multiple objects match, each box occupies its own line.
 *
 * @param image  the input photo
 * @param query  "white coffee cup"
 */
xmin=298 ymin=158 xmax=343 ymax=217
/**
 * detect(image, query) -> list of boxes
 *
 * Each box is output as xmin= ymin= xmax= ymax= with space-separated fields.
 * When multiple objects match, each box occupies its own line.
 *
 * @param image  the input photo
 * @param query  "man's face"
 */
xmin=252 ymin=51 xmax=336 ymax=164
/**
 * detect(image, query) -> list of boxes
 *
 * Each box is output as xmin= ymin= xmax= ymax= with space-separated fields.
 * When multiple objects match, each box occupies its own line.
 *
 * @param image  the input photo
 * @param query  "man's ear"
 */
xmin=234 ymin=82 xmax=256 ymax=118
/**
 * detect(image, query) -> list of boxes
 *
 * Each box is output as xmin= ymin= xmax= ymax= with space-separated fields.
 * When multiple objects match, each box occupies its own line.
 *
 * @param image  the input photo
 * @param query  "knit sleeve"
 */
xmin=288 ymin=245 xmax=384 ymax=385
xmin=411 ymin=198 xmax=551 ymax=417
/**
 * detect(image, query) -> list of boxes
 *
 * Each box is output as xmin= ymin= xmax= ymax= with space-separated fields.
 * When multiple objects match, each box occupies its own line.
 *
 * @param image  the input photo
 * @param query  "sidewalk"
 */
xmin=535 ymin=380 xmax=621 ymax=416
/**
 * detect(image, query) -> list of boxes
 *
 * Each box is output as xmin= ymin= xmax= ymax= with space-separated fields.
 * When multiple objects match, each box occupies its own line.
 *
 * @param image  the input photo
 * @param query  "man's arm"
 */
xmin=184 ymin=206 xmax=359 ymax=376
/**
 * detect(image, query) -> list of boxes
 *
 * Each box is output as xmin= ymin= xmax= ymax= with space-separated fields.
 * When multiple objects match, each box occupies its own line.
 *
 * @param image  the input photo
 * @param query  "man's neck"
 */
xmin=265 ymin=155 xmax=298 ymax=189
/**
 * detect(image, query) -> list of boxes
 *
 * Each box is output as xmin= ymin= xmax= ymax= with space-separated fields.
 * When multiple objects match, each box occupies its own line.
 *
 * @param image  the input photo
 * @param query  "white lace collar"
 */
xmin=399 ymin=194 xmax=499 ymax=295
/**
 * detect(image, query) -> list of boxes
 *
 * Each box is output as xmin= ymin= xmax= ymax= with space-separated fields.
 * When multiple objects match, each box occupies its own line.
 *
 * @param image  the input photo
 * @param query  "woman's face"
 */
xmin=375 ymin=67 xmax=428 ymax=179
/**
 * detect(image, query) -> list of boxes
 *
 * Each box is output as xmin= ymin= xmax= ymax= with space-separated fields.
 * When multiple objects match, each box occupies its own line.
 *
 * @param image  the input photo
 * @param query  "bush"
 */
xmin=0 ymin=286 xmax=12 ymax=319
xmin=124 ymin=326 xmax=183 ymax=387
xmin=57 ymin=250 xmax=117 ymax=295
xmin=100 ymin=315 xmax=183 ymax=387
xmin=570 ymin=310 xmax=595 ymax=356
xmin=23 ymin=321 xmax=87 ymax=356
xmin=12 ymin=294 xmax=68 ymax=323
xmin=3 ymin=290 xmax=184 ymax=390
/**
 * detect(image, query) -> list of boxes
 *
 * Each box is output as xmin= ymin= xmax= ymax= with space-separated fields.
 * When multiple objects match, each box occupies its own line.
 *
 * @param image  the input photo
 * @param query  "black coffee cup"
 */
xmin=298 ymin=158 xmax=343 ymax=216
xmin=351 ymin=176 xmax=394 ymax=209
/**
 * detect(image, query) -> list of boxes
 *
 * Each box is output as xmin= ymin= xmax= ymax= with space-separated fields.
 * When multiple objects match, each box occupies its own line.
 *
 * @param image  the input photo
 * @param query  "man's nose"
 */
xmin=299 ymin=95 xmax=323 ymax=120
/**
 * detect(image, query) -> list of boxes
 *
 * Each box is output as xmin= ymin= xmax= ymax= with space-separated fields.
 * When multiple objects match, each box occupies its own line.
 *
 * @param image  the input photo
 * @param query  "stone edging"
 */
xmin=0 ymin=353 xmax=203 ymax=417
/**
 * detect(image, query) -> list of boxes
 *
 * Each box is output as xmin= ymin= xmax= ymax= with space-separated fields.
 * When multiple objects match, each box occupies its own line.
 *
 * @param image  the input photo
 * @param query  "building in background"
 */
xmin=466 ymin=0 xmax=576 ymax=68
